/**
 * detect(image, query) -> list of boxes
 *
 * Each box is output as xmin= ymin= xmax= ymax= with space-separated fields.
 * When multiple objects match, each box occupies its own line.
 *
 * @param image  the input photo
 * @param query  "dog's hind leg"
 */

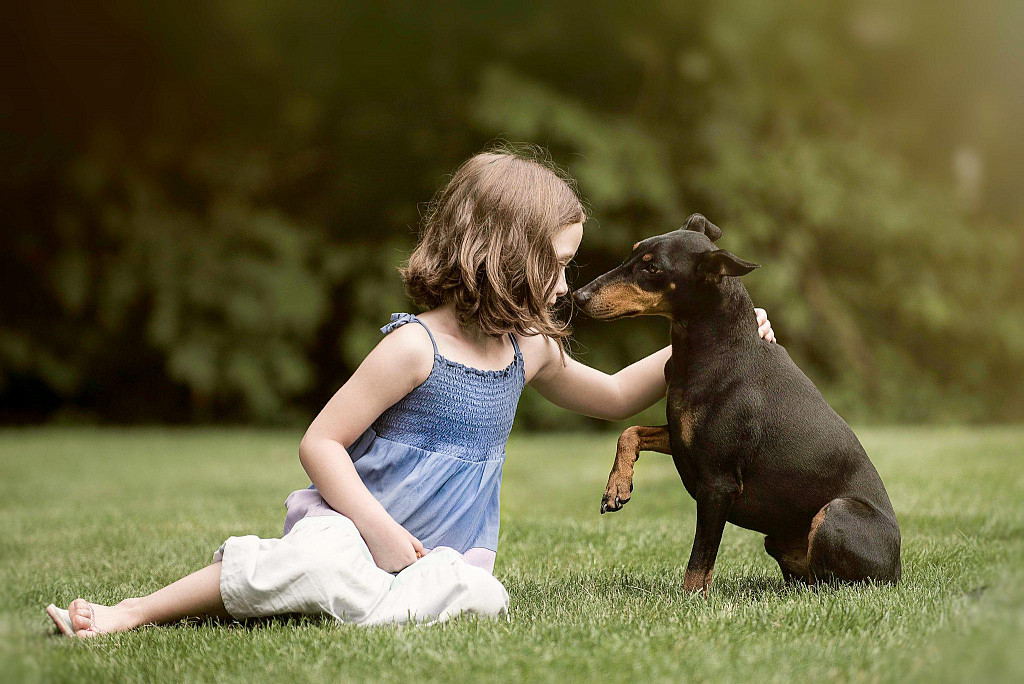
xmin=807 ymin=498 xmax=902 ymax=584
xmin=764 ymin=535 xmax=812 ymax=584
xmin=600 ymin=425 xmax=671 ymax=514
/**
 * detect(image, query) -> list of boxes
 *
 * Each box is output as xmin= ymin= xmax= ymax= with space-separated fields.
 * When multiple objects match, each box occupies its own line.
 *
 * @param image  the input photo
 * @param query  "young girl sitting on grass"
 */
xmin=47 ymin=147 xmax=775 ymax=635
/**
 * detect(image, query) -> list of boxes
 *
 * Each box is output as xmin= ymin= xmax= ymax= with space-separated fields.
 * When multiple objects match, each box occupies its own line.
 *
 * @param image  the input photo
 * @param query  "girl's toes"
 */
xmin=68 ymin=598 xmax=100 ymax=634
xmin=68 ymin=599 xmax=90 ymax=631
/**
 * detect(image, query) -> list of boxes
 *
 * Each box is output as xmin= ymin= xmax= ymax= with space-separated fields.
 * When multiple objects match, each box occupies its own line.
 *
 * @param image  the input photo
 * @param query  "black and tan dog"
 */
xmin=573 ymin=214 xmax=901 ymax=593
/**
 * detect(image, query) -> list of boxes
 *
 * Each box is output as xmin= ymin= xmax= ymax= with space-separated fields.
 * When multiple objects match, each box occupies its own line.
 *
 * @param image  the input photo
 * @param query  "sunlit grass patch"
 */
xmin=1 ymin=426 xmax=1021 ymax=682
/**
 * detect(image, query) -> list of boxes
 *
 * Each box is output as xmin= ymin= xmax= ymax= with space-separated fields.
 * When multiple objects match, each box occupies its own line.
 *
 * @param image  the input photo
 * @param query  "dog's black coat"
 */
xmin=574 ymin=215 xmax=901 ymax=590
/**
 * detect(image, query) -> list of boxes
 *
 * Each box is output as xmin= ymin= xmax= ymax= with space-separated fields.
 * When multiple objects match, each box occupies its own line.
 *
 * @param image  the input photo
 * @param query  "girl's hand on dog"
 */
xmin=362 ymin=516 xmax=424 ymax=573
xmin=755 ymin=308 xmax=776 ymax=343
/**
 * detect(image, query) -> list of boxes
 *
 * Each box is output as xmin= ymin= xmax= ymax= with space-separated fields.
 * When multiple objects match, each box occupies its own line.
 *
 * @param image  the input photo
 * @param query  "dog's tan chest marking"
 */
xmin=675 ymin=404 xmax=704 ymax=447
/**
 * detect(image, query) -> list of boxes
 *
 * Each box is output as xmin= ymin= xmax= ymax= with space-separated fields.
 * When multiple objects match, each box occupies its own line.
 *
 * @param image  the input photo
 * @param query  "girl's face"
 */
xmin=549 ymin=222 xmax=585 ymax=306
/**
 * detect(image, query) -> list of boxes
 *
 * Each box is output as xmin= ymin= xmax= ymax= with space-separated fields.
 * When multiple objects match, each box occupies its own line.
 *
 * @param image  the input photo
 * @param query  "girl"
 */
xmin=46 ymin=148 xmax=775 ymax=635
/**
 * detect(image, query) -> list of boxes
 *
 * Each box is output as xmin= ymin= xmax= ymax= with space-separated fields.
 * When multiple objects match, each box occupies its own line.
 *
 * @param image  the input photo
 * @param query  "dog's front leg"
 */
xmin=682 ymin=484 xmax=739 ymax=594
xmin=600 ymin=425 xmax=671 ymax=513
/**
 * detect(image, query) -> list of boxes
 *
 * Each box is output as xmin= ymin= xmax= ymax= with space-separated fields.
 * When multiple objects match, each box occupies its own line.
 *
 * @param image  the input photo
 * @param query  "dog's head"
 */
xmin=572 ymin=214 xmax=759 ymax=320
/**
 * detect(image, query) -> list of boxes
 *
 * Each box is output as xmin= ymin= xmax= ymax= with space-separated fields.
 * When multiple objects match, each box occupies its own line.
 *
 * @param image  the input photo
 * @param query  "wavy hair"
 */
xmin=400 ymin=144 xmax=585 ymax=343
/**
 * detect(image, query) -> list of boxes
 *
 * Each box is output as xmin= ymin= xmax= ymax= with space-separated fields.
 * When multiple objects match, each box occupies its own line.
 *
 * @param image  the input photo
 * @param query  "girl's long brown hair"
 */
xmin=401 ymin=144 xmax=585 ymax=343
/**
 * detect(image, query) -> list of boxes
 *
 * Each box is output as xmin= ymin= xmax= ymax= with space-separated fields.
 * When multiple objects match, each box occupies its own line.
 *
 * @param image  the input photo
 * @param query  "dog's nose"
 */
xmin=572 ymin=289 xmax=591 ymax=306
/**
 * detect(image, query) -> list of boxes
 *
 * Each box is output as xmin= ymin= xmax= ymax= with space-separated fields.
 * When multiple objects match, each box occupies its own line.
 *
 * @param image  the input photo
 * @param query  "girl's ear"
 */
xmin=698 ymin=250 xmax=760 ymax=282
xmin=683 ymin=213 xmax=723 ymax=242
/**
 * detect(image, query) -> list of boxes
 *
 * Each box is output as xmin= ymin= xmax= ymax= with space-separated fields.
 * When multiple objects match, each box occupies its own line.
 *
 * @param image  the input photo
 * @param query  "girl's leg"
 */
xmin=364 ymin=548 xmax=508 ymax=625
xmin=68 ymin=562 xmax=230 ymax=637
xmin=66 ymin=516 xmax=396 ymax=636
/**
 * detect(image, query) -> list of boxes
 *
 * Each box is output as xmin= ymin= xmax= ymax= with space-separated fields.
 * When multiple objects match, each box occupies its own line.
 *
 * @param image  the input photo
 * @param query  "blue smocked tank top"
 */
xmin=339 ymin=312 xmax=525 ymax=553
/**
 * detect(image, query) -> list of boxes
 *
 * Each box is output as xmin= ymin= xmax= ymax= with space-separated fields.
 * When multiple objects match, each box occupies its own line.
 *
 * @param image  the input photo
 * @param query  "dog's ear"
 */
xmin=698 ymin=249 xmax=760 ymax=282
xmin=683 ymin=213 xmax=722 ymax=242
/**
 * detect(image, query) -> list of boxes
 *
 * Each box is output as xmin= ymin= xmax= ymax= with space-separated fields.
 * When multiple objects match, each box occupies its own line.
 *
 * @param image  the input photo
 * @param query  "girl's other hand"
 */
xmin=755 ymin=308 xmax=776 ymax=343
xmin=363 ymin=518 xmax=424 ymax=573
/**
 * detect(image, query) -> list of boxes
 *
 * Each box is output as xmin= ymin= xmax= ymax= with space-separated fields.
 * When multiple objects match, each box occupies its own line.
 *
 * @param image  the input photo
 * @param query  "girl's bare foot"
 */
xmin=67 ymin=597 xmax=140 ymax=637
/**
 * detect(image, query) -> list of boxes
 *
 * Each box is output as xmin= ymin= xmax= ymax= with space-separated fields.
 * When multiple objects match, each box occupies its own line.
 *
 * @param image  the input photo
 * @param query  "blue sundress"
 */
xmin=282 ymin=312 xmax=525 ymax=556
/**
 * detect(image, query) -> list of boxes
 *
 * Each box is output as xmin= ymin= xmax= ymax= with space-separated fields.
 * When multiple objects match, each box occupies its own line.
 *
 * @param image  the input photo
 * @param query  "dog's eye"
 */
xmin=643 ymin=263 xmax=661 ymax=274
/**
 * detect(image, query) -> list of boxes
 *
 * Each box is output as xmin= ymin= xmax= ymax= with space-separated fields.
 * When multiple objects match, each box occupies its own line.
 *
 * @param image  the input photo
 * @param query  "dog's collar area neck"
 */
xmin=670 ymin=286 xmax=759 ymax=350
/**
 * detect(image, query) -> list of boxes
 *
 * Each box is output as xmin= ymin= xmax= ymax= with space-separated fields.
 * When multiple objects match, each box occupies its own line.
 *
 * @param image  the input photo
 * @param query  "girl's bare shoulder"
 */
xmin=514 ymin=331 xmax=562 ymax=383
xmin=369 ymin=321 xmax=435 ymax=388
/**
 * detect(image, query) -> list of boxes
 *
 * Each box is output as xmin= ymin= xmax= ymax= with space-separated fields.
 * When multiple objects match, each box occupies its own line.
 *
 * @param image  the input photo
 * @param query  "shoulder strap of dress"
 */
xmin=508 ymin=332 xmax=522 ymax=361
xmin=380 ymin=313 xmax=439 ymax=355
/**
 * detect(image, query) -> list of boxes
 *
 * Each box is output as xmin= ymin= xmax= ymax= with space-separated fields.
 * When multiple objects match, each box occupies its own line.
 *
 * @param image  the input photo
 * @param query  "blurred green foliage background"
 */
xmin=2 ymin=1 xmax=1022 ymax=427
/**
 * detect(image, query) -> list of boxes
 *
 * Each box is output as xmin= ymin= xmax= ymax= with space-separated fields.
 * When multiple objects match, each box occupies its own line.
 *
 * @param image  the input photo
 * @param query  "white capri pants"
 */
xmin=211 ymin=515 xmax=509 ymax=625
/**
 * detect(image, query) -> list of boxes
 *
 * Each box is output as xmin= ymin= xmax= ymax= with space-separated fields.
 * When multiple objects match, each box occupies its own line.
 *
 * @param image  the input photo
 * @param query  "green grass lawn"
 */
xmin=1 ymin=427 xmax=1022 ymax=682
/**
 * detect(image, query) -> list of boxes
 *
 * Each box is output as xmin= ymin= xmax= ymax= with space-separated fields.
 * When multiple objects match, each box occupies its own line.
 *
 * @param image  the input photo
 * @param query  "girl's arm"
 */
xmin=298 ymin=323 xmax=434 ymax=572
xmin=528 ymin=340 xmax=671 ymax=421
xmin=527 ymin=309 xmax=774 ymax=420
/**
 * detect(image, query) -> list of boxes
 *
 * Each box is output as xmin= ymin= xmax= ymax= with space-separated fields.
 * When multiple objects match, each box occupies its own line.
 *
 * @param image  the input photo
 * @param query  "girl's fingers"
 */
xmin=752 ymin=307 xmax=778 ymax=343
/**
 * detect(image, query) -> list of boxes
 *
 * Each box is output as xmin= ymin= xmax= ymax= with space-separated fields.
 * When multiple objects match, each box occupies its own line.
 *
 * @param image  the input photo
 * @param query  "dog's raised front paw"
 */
xmin=600 ymin=472 xmax=633 ymax=514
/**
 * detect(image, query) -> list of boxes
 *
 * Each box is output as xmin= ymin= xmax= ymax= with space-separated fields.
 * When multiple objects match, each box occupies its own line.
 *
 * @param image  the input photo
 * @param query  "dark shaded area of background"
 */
xmin=2 ymin=0 xmax=1022 ymax=428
